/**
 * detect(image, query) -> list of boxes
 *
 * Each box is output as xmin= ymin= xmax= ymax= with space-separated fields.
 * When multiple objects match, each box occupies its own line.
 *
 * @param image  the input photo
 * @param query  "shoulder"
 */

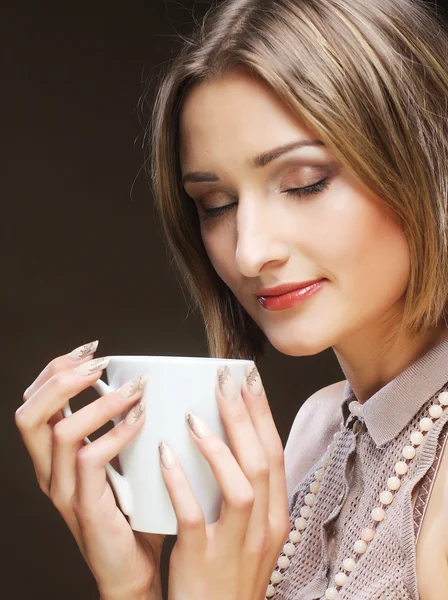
xmin=415 ymin=423 xmax=448 ymax=598
xmin=284 ymin=379 xmax=346 ymax=498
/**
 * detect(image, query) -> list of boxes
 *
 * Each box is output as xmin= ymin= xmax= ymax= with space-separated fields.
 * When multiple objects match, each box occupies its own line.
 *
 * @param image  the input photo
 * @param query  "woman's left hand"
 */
xmin=158 ymin=363 xmax=291 ymax=600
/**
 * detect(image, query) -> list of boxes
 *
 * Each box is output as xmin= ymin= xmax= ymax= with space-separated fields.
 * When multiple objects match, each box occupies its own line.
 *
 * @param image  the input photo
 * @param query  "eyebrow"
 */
xmin=181 ymin=139 xmax=325 ymax=186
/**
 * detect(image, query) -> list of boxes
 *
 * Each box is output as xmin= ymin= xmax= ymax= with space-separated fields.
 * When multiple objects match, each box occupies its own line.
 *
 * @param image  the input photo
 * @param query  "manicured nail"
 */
xmin=244 ymin=364 xmax=264 ymax=396
xmin=118 ymin=374 xmax=148 ymax=399
xmin=125 ymin=398 xmax=145 ymax=425
xmin=68 ymin=340 xmax=99 ymax=361
xmin=74 ymin=356 xmax=109 ymax=376
xmin=158 ymin=440 xmax=178 ymax=469
xmin=217 ymin=365 xmax=239 ymax=400
xmin=185 ymin=410 xmax=210 ymax=438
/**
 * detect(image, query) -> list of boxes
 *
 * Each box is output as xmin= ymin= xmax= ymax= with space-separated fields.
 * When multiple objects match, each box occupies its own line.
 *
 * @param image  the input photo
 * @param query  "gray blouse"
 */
xmin=275 ymin=336 xmax=448 ymax=599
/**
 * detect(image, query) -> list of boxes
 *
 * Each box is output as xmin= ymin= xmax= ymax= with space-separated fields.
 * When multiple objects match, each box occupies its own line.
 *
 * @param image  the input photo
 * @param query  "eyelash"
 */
xmin=199 ymin=176 xmax=330 ymax=222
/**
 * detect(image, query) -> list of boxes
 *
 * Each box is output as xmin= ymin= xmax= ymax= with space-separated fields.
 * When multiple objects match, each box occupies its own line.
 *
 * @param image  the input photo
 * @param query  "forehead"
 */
xmin=178 ymin=69 xmax=317 ymax=170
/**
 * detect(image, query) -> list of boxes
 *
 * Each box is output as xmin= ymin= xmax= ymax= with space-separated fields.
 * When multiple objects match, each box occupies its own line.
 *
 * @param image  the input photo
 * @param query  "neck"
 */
xmin=333 ymin=320 xmax=448 ymax=405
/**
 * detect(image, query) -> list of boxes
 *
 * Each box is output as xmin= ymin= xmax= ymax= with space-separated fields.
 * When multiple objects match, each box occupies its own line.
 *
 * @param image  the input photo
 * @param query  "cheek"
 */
xmin=202 ymin=228 xmax=237 ymax=285
xmin=322 ymin=188 xmax=410 ymax=308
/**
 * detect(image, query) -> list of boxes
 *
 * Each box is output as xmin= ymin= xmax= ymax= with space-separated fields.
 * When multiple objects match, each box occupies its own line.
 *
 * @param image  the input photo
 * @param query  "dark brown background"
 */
xmin=13 ymin=0 xmax=448 ymax=597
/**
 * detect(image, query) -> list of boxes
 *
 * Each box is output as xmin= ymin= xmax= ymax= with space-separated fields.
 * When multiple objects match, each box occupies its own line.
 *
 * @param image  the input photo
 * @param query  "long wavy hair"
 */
xmin=143 ymin=0 xmax=448 ymax=363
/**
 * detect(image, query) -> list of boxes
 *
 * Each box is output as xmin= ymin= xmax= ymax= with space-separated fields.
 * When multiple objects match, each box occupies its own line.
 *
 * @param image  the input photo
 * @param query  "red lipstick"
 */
xmin=257 ymin=279 xmax=326 ymax=311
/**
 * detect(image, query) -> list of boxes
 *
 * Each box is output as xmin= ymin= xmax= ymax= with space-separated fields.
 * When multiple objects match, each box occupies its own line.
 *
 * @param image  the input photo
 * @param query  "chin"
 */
xmin=266 ymin=326 xmax=335 ymax=357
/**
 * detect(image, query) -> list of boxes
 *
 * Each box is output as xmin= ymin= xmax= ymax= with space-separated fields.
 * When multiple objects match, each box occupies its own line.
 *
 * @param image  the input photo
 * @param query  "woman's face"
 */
xmin=178 ymin=68 xmax=410 ymax=356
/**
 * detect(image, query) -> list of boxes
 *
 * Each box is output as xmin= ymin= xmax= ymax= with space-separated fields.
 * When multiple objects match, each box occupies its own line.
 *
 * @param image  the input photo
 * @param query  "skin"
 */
xmin=17 ymin=66 xmax=447 ymax=600
xmin=15 ymin=350 xmax=165 ymax=600
xmin=179 ymin=66 xmax=448 ymax=598
xmin=16 ymin=346 xmax=291 ymax=600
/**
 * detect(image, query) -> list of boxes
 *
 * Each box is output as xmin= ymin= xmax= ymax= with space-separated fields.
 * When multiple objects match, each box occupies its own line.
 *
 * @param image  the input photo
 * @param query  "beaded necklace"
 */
xmin=265 ymin=390 xmax=448 ymax=599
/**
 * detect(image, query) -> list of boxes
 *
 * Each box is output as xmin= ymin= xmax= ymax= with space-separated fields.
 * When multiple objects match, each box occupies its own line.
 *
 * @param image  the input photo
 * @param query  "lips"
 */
xmin=256 ymin=278 xmax=326 ymax=298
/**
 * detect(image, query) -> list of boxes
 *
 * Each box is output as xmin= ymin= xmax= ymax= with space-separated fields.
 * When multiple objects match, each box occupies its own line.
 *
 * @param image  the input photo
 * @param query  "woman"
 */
xmin=15 ymin=0 xmax=448 ymax=598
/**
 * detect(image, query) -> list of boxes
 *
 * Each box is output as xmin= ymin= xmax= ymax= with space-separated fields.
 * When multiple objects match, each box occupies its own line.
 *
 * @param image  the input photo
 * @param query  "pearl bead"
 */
xmin=361 ymin=527 xmax=375 ymax=541
xmin=289 ymin=529 xmax=301 ymax=543
xmin=438 ymin=391 xmax=448 ymax=405
xmin=260 ymin=397 xmax=448 ymax=600
xmin=349 ymin=400 xmax=363 ymax=417
xmin=310 ymin=481 xmax=321 ymax=494
xmin=395 ymin=461 xmax=408 ymax=475
xmin=410 ymin=431 xmax=424 ymax=445
xmin=316 ymin=468 xmax=326 ymax=481
xmin=343 ymin=557 xmax=356 ymax=571
xmin=372 ymin=507 xmax=385 ymax=521
xmin=429 ymin=404 xmax=443 ymax=418
xmin=387 ymin=476 xmax=401 ymax=490
xmin=380 ymin=490 xmax=393 ymax=504
xmin=335 ymin=572 xmax=348 ymax=586
xmin=300 ymin=505 xmax=312 ymax=518
xmin=354 ymin=539 xmax=367 ymax=554
xmin=305 ymin=493 xmax=316 ymax=507
xmin=283 ymin=542 xmax=296 ymax=556
xmin=271 ymin=570 xmax=283 ymax=584
xmin=402 ymin=445 xmax=416 ymax=459
xmin=419 ymin=417 xmax=433 ymax=432
xmin=278 ymin=555 xmax=290 ymax=569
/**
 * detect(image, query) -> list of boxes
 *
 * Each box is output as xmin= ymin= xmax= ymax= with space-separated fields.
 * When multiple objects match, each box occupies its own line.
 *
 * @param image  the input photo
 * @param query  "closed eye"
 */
xmin=199 ymin=176 xmax=330 ymax=222
xmin=283 ymin=176 xmax=330 ymax=198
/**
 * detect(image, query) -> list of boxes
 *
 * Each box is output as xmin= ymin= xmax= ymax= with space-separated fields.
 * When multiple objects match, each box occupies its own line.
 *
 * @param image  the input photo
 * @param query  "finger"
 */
xmin=22 ymin=340 xmax=99 ymax=402
xmin=15 ymin=358 xmax=109 ymax=495
xmin=75 ymin=392 xmax=147 ymax=515
xmin=240 ymin=365 xmax=290 ymax=534
xmin=158 ymin=441 xmax=207 ymax=554
xmin=185 ymin=411 xmax=254 ymax=550
xmin=20 ymin=357 xmax=110 ymax=427
xmin=50 ymin=375 xmax=148 ymax=511
xmin=214 ymin=366 xmax=270 ymax=548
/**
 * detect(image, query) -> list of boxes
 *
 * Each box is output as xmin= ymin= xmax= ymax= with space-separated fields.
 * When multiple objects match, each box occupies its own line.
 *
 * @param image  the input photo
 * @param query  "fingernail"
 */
xmin=185 ymin=410 xmax=210 ymax=438
xmin=74 ymin=356 xmax=109 ymax=376
xmin=118 ymin=374 xmax=148 ymax=399
xmin=158 ymin=440 xmax=178 ymax=469
xmin=217 ymin=365 xmax=239 ymax=400
xmin=125 ymin=398 xmax=145 ymax=425
xmin=68 ymin=340 xmax=99 ymax=361
xmin=244 ymin=364 xmax=264 ymax=396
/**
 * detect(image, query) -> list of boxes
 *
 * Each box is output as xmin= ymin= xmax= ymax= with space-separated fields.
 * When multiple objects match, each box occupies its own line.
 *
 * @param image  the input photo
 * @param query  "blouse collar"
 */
xmin=341 ymin=334 xmax=448 ymax=447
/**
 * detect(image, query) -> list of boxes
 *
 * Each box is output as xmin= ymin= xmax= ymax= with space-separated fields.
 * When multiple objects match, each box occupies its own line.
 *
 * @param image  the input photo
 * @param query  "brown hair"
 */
xmin=143 ymin=0 xmax=448 ymax=362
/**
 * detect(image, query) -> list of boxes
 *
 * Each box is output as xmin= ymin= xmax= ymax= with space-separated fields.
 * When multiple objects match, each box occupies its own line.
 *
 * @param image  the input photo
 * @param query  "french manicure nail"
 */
xmin=68 ymin=340 xmax=99 ymax=361
xmin=217 ymin=365 xmax=239 ymax=400
xmin=185 ymin=410 xmax=210 ymax=438
xmin=125 ymin=398 xmax=145 ymax=425
xmin=244 ymin=363 xmax=264 ymax=396
xmin=74 ymin=356 xmax=109 ymax=376
xmin=158 ymin=440 xmax=178 ymax=469
xmin=118 ymin=374 xmax=148 ymax=399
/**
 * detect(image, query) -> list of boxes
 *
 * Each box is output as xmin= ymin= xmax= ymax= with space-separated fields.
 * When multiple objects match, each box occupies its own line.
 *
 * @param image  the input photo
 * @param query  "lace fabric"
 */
xmin=276 ymin=389 xmax=448 ymax=599
xmin=277 ymin=335 xmax=448 ymax=600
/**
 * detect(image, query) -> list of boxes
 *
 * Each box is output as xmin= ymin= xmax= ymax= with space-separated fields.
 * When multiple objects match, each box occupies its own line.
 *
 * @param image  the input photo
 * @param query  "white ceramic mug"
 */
xmin=62 ymin=355 xmax=254 ymax=534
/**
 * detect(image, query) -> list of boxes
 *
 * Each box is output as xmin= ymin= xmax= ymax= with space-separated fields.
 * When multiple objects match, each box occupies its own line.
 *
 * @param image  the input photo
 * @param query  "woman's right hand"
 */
xmin=15 ymin=341 xmax=165 ymax=600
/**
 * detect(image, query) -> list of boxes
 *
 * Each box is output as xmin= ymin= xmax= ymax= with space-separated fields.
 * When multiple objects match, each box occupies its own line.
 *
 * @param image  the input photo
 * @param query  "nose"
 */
xmin=235 ymin=198 xmax=290 ymax=277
